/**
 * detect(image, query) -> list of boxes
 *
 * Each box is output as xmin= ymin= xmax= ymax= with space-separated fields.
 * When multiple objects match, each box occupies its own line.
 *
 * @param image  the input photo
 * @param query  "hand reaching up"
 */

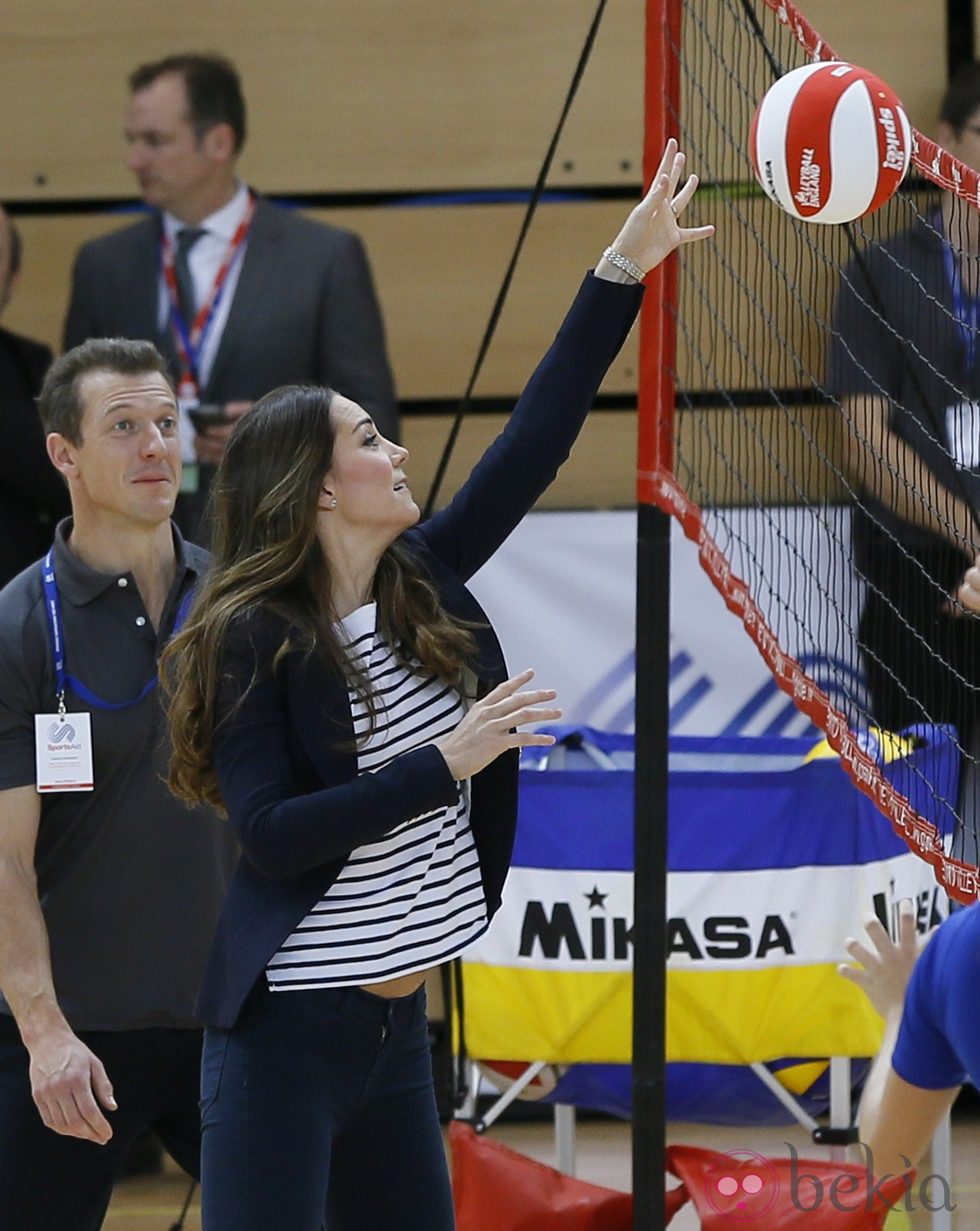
xmin=436 ymin=669 xmax=561 ymax=781
xmin=838 ymin=898 xmax=920 ymax=1020
xmin=597 ymin=138 xmax=715 ymax=283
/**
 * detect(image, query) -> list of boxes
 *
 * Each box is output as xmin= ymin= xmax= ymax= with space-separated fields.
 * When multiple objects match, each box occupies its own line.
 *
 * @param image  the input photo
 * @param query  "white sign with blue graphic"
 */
xmin=469 ymin=507 xmax=865 ymax=736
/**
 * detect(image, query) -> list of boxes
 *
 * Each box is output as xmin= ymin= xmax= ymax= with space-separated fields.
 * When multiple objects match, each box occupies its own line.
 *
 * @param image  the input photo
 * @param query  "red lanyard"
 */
xmin=161 ymin=192 xmax=256 ymax=398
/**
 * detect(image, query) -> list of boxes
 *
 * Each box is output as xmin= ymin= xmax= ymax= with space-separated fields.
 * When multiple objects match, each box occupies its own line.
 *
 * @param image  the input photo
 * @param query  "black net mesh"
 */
xmin=660 ymin=0 xmax=980 ymax=897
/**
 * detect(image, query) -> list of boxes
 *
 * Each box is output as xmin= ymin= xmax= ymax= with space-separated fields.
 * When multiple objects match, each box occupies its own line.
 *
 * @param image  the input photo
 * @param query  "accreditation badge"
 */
xmin=34 ymin=712 xmax=94 ymax=792
xmin=945 ymin=399 xmax=980 ymax=471
xmin=177 ymin=391 xmax=201 ymax=494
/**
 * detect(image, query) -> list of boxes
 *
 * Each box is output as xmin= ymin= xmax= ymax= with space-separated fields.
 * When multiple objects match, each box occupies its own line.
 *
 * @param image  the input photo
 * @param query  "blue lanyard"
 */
xmin=167 ymin=266 xmax=237 ymax=387
xmin=41 ymin=550 xmax=194 ymax=715
xmin=941 ymin=229 xmax=980 ymax=375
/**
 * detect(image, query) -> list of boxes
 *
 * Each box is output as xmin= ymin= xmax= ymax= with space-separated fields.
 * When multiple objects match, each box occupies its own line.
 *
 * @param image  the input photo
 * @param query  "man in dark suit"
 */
xmin=0 ymin=206 xmax=69 ymax=586
xmin=64 ymin=53 xmax=397 ymax=536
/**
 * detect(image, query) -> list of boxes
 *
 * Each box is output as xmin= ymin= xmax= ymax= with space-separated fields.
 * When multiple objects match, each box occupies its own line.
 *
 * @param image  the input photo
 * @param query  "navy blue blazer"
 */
xmin=196 ymin=272 xmax=644 ymax=1027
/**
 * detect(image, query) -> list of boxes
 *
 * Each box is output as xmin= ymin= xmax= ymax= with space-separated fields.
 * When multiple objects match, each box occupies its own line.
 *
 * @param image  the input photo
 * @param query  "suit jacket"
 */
xmin=63 ymin=196 xmax=398 ymax=439
xmin=0 ymin=327 xmax=69 ymax=587
xmin=196 ymin=272 xmax=644 ymax=1028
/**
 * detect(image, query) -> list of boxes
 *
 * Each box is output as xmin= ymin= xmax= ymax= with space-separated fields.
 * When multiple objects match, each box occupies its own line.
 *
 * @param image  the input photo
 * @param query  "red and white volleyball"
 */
xmin=749 ymin=61 xmax=911 ymax=224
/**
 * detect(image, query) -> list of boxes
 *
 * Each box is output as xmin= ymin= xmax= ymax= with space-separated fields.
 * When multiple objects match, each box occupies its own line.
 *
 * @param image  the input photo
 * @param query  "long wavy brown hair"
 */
xmin=163 ymin=384 xmax=479 ymax=811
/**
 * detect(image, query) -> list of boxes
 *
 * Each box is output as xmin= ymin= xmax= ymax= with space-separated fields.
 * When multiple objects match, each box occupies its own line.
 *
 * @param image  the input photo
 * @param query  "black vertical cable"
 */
xmin=948 ymin=0 xmax=975 ymax=78
xmin=422 ymin=0 xmax=610 ymax=518
xmin=168 ymin=1179 xmax=196 ymax=1231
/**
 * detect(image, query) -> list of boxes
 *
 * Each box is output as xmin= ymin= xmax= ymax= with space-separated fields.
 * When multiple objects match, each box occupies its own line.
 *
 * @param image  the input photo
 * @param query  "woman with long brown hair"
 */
xmin=164 ymin=140 xmax=712 ymax=1231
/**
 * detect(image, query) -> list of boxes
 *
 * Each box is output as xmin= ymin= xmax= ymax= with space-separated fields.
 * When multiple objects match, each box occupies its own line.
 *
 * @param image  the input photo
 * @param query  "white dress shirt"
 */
xmin=160 ymin=182 xmax=251 ymax=461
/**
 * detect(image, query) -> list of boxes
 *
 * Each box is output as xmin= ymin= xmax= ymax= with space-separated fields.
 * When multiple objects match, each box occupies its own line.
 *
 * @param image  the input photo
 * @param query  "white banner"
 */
xmin=469 ymin=507 xmax=865 ymax=736
xmin=468 ymin=858 xmax=945 ymax=975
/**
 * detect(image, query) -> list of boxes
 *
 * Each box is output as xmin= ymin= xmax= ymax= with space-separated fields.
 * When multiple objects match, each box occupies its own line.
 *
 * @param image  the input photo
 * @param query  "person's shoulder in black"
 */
xmin=0 ymin=326 xmax=69 ymax=589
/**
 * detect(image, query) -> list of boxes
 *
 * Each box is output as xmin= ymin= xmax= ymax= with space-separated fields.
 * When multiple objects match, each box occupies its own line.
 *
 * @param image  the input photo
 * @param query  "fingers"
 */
xmin=37 ymin=1083 xmax=113 ymax=1144
xmin=859 ymin=914 xmax=891 ymax=954
xmin=837 ymin=962 xmax=866 ymax=988
xmin=482 ymin=698 xmax=561 ymax=738
xmin=435 ymin=668 xmax=560 ymax=780
xmin=896 ymin=898 xmax=917 ymax=946
xmin=489 ymin=690 xmax=559 ymax=718
xmin=839 ymin=901 xmax=921 ymax=1022
xmin=839 ymin=913 xmax=899 ymax=980
xmin=30 ymin=1041 xmax=115 ymax=1144
xmin=482 ymin=668 xmax=537 ymax=700
xmin=651 ymin=137 xmax=679 ymax=188
xmin=671 ymin=173 xmax=700 ymax=216
xmin=957 ymin=564 xmax=980 ymax=614
xmin=666 ymin=150 xmax=686 ymax=198
xmin=480 ymin=671 xmax=558 ymax=714
xmin=69 ymin=1083 xmax=114 ymax=1144
xmin=639 ymin=141 xmax=683 ymax=212
xmin=843 ymin=935 xmax=875 ymax=967
xmin=677 ymin=223 xmax=716 ymax=246
xmin=91 ymin=1056 xmax=117 ymax=1114
xmin=514 ymin=730 xmax=558 ymax=748
xmin=502 ymin=703 xmax=563 ymax=730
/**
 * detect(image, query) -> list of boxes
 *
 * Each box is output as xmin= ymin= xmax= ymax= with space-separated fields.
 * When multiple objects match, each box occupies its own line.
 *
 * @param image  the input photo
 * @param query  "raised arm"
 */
xmin=0 ymin=785 xmax=116 ymax=1144
xmin=416 ymin=140 xmax=714 ymax=580
xmin=839 ymin=901 xmax=959 ymax=1175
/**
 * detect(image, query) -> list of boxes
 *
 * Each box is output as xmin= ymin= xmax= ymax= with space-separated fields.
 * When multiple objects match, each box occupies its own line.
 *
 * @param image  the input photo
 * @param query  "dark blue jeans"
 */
xmin=200 ymin=980 xmax=455 ymax=1231
xmin=0 ymin=1013 xmax=202 ymax=1231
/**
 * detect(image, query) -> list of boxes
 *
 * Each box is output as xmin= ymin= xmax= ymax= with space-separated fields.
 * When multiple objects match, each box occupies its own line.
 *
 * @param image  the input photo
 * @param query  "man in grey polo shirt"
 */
xmin=0 ymin=337 xmax=236 ymax=1229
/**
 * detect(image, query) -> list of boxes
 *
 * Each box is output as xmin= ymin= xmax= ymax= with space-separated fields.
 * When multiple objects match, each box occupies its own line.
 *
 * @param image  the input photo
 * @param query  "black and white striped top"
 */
xmin=266 ymin=602 xmax=489 ymax=990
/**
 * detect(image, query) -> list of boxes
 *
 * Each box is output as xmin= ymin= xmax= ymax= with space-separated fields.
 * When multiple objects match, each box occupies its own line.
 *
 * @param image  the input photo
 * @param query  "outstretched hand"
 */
xmin=597 ymin=138 xmax=715 ymax=281
xmin=955 ymin=561 xmax=980 ymax=615
xmin=838 ymin=899 xmax=920 ymax=1020
xmin=436 ymin=669 xmax=561 ymax=781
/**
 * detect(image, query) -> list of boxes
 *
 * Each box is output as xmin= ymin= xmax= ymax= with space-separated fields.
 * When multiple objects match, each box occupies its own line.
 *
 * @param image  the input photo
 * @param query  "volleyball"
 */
xmin=749 ymin=61 xmax=911 ymax=224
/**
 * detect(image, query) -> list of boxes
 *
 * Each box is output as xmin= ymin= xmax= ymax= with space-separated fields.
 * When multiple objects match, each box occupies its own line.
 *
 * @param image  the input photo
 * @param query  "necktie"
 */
xmin=174 ymin=226 xmax=205 ymax=323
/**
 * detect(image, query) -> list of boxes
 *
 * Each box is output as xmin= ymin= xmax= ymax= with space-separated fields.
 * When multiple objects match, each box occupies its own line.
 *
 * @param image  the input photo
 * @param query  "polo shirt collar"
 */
xmin=51 ymin=518 xmax=206 ymax=607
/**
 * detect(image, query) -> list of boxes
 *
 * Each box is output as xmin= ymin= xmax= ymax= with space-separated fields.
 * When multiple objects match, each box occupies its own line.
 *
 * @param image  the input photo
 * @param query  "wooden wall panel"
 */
xmin=1 ymin=0 xmax=643 ymax=201
xmin=674 ymin=195 xmax=838 ymax=393
xmin=675 ymin=403 xmax=847 ymax=507
xmin=6 ymin=200 xmax=639 ymax=400
xmin=405 ymin=411 xmax=638 ymax=512
xmin=677 ymin=184 xmax=938 ymax=393
xmin=803 ymin=0 xmax=947 ymax=133
xmin=409 ymin=404 xmax=846 ymax=512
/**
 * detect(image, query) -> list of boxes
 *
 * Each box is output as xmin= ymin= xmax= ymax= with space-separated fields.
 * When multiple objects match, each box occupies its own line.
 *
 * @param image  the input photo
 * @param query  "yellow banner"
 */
xmin=462 ymin=963 xmax=885 ymax=1064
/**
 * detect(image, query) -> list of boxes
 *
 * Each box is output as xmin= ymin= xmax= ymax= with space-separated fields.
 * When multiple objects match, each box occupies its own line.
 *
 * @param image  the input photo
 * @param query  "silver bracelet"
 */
xmin=602 ymin=246 xmax=646 ymax=282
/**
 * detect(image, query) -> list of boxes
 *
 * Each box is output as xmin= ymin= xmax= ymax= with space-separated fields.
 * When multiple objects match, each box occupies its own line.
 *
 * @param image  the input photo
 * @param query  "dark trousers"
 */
xmin=0 ymin=1014 xmax=202 ymax=1231
xmin=200 ymin=981 xmax=455 ymax=1231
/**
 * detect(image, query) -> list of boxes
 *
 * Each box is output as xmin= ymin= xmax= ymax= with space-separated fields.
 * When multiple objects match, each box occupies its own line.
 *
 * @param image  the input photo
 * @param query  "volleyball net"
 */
xmin=642 ymin=0 xmax=980 ymax=902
